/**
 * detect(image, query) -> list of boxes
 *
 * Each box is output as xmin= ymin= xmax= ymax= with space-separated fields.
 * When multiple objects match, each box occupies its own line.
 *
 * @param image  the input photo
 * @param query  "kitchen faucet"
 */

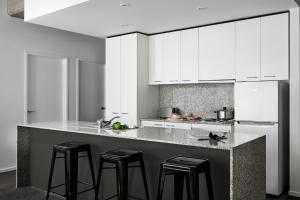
xmin=97 ymin=116 xmax=120 ymax=129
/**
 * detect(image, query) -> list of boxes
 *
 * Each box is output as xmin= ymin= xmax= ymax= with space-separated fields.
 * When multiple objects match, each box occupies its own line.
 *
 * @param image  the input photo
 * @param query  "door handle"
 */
xmin=246 ymin=76 xmax=259 ymax=79
xmin=264 ymin=75 xmax=276 ymax=78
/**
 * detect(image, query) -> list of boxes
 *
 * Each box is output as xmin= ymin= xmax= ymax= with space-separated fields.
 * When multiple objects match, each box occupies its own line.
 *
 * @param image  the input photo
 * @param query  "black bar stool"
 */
xmin=96 ymin=149 xmax=150 ymax=200
xmin=46 ymin=142 xmax=97 ymax=200
xmin=157 ymin=156 xmax=214 ymax=200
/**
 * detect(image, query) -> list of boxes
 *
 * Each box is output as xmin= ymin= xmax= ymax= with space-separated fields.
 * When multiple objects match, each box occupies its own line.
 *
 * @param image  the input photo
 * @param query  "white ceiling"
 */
xmin=27 ymin=0 xmax=298 ymax=38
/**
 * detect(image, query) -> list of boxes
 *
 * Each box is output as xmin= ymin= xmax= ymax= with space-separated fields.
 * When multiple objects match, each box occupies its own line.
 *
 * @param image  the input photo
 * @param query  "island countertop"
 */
xmin=18 ymin=121 xmax=265 ymax=150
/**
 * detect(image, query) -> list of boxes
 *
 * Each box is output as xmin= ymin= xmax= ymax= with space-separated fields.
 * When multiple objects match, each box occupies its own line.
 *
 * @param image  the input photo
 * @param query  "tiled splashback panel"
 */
xmin=159 ymin=83 xmax=234 ymax=119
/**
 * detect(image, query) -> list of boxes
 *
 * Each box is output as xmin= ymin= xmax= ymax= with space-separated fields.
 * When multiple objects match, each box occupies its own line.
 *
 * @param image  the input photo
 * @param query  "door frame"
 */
xmin=75 ymin=58 xmax=104 ymax=121
xmin=24 ymin=51 xmax=69 ymax=123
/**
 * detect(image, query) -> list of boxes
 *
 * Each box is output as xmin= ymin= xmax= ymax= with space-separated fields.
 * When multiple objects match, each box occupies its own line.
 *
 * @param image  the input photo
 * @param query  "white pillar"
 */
xmin=289 ymin=7 xmax=300 ymax=197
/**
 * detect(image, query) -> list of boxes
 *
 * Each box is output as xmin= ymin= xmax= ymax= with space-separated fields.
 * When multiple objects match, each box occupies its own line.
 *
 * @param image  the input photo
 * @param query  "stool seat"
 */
xmin=163 ymin=156 xmax=208 ymax=171
xmin=53 ymin=142 xmax=89 ymax=152
xmin=101 ymin=149 xmax=143 ymax=162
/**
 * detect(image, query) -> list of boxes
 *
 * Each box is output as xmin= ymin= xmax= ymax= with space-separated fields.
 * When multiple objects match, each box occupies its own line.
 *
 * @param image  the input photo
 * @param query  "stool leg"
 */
xmin=174 ymin=174 xmax=184 ymax=200
xmin=188 ymin=172 xmax=199 ymax=200
xmin=69 ymin=151 xmax=79 ymax=200
xmin=185 ymin=175 xmax=192 ymax=200
xmin=46 ymin=148 xmax=57 ymax=200
xmin=116 ymin=164 xmax=120 ymax=200
xmin=87 ymin=147 xmax=97 ymax=199
xmin=117 ymin=161 xmax=128 ymax=200
xmin=139 ymin=157 xmax=150 ymax=200
xmin=65 ymin=152 xmax=70 ymax=200
xmin=205 ymin=164 xmax=215 ymax=200
xmin=96 ymin=157 xmax=104 ymax=200
xmin=157 ymin=164 xmax=166 ymax=200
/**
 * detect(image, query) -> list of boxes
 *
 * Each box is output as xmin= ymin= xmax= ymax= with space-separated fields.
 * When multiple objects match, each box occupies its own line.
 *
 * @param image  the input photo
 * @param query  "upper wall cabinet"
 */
xmin=261 ymin=13 xmax=289 ymax=80
xmin=198 ymin=22 xmax=236 ymax=81
xmin=149 ymin=34 xmax=164 ymax=84
xmin=236 ymin=18 xmax=261 ymax=82
xmin=180 ymin=28 xmax=199 ymax=83
xmin=164 ymin=31 xmax=181 ymax=84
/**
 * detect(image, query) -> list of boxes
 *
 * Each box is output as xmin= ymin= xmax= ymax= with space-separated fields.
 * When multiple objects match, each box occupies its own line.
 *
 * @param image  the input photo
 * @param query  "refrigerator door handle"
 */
xmin=236 ymin=121 xmax=278 ymax=126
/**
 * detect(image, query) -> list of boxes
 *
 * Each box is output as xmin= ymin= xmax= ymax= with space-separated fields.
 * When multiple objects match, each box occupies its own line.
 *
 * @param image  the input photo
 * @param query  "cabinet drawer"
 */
xmin=164 ymin=122 xmax=191 ymax=130
xmin=191 ymin=124 xmax=232 ymax=133
xmin=141 ymin=121 xmax=165 ymax=128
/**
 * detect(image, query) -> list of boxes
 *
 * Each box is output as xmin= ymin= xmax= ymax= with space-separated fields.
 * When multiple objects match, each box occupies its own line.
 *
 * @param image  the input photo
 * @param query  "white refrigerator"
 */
xmin=234 ymin=81 xmax=289 ymax=196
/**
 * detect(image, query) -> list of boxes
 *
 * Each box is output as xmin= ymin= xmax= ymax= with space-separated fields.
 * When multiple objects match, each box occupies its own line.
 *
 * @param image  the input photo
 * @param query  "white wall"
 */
xmin=289 ymin=7 xmax=300 ymax=197
xmin=24 ymin=0 xmax=89 ymax=21
xmin=0 ymin=0 xmax=105 ymax=172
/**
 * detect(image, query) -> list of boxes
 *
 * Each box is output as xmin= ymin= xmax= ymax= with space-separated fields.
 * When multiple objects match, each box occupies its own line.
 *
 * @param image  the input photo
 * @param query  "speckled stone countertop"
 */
xmin=18 ymin=121 xmax=265 ymax=151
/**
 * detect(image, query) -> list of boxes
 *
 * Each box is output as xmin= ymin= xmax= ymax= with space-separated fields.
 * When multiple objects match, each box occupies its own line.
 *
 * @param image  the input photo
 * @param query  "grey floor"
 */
xmin=0 ymin=171 xmax=299 ymax=200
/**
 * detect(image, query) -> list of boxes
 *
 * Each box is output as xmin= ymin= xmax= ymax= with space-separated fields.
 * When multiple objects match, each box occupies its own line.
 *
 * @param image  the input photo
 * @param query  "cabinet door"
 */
xmin=149 ymin=35 xmax=164 ymax=84
xmin=198 ymin=23 xmax=236 ymax=81
xmin=105 ymin=37 xmax=121 ymax=119
xmin=236 ymin=18 xmax=261 ymax=81
xmin=261 ymin=13 xmax=289 ymax=80
xmin=180 ymin=28 xmax=198 ymax=83
xmin=164 ymin=31 xmax=181 ymax=84
xmin=164 ymin=122 xmax=192 ymax=130
xmin=141 ymin=120 xmax=165 ymax=128
xmin=120 ymin=34 xmax=138 ymax=126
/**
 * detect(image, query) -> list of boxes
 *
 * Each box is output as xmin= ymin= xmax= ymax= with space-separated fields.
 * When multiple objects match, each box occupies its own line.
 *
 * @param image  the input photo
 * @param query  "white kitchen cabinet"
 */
xmin=236 ymin=18 xmax=261 ymax=82
xmin=105 ymin=36 xmax=121 ymax=119
xmin=198 ymin=22 xmax=236 ymax=81
xmin=105 ymin=33 xmax=159 ymax=127
xmin=120 ymin=34 xmax=138 ymax=125
xmin=261 ymin=13 xmax=289 ymax=80
xmin=141 ymin=120 xmax=165 ymax=128
xmin=164 ymin=31 xmax=181 ymax=84
xmin=192 ymin=123 xmax=232 ymax=133
xmin=141 ymin=120 xmax=191 ymax=129
xmin=180 ymin=28 xmax=198 ymax=83
xmin=149 ymin=34 xmax=164 ymax=84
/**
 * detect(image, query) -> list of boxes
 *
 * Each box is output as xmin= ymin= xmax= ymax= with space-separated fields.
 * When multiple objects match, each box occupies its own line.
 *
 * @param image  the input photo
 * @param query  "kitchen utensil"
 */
xmin=214 ymin=107 xmax=234 ymax=120
xmin=159 ymin=107 xmax=178 ymax=119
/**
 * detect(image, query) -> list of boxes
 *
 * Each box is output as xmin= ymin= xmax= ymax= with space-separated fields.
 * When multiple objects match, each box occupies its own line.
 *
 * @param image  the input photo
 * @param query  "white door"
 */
xmin=164 ymin=31 xmax=181 ymax=84
xmin=180 ymin=28 xmax=198 ymax=83
xmin=105 ymin=37 xmax=121 ymax=120
xmin=234 ymin=123 xmax=280 ymax=195
xmin=198 ymin=22 xmax=236 ymax=81
xmin=120 ymin=34 xmax=138 ymax=126
xmin=26 ymin=54 xmax=67 ymax=123
xmin=77 ymin=60 xmax=104 ymax=122
xmin=149 ymin=34 xmax=164 ymax=84
xmin=261 ymin=13 xmax=289 ymax=80
xmin=236 ymin=18 xmax=261 ymax=82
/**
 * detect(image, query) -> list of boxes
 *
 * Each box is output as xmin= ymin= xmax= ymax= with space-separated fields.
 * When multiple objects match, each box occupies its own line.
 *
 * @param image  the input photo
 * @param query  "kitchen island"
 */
xmin=17 ymin=121 xmax=266 ymax=200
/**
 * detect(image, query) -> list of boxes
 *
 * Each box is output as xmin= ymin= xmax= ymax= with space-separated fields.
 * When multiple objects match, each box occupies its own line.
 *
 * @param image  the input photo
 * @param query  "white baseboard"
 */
xmin=0 ymin=166 xmax=16 ymax=173
xmin=289 ymin=190 xmax=300 ymax=197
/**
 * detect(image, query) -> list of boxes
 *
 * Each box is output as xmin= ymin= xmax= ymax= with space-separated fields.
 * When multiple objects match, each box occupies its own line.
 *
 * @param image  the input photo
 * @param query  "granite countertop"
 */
xmin=141 ymin=118 xmax=234 ymax=125
xmin=18 ymin=121 xmax=265 ymax=151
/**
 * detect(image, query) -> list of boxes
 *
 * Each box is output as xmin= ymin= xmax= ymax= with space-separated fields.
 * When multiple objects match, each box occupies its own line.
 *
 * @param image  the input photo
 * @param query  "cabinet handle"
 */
xmin=264 ymin=75 xmax=276 ymax=78
xmin=121 ymin=113 xmax=128 ymax=115
xmin=169 ymin=80 xmax=178 ymax=82
xmin=246 ymin=76 xmax=259 ymax=79
xmin=112 ymin=112 xmax=119 ymax=114
xmin=154 ymin=124 xmax=163 ymax=126
xmin=182 ymin=80 xmax=191 ymax=82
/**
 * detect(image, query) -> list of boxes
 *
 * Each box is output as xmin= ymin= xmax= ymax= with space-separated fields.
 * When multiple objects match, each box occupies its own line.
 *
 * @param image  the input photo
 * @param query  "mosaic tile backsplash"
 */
xmin=159 ymin=83 xmax=234 ymax=119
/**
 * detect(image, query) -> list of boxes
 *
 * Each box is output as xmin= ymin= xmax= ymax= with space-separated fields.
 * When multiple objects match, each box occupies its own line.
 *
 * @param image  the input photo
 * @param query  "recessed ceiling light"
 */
xmin=196 ymin=6 xmax=207 ymax=11
xmin=120 ymin=3 xmax=131 ymax=7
